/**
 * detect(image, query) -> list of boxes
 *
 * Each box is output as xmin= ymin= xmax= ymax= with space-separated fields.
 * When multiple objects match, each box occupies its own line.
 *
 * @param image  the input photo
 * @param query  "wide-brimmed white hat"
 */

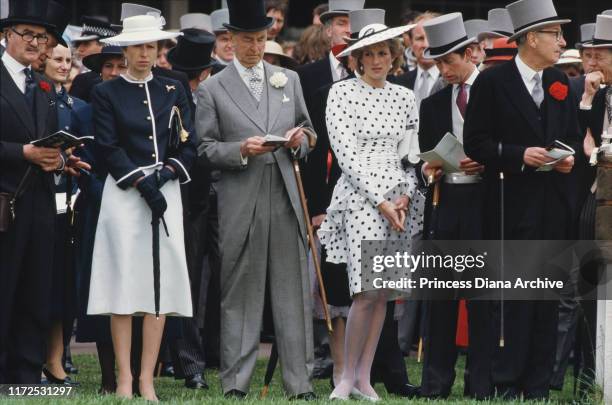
xmin=101 ymin=14 xmax=180 ymax=46
xmin=423 ymin=13 xmax=476 ymax=59
xmin=583 ymin=14 xmax=612 ymax=49
xmin=506 ymin=0 xmax=570 ymax=43
xmin=555 ymin=49 xmax=581 ymax=65
xmin=338 ymin=23 xmax=415 ymax=58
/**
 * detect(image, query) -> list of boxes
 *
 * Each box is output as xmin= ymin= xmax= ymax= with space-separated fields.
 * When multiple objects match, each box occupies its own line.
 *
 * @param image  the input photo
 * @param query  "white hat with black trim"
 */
xmin=583 ymin=14 xmax=612 ymax=49
xmin=422 ymin=13 xmax=476 ymax=59
xmin=506 ymin=0 xmax=570 ymax=43
xmin=338 ymin=22 xmax=415 ymax=58
xmin=345 ymin=9 xmax=386 ymax=43
xmin=101 ymin=14 xmax=180 ymax=46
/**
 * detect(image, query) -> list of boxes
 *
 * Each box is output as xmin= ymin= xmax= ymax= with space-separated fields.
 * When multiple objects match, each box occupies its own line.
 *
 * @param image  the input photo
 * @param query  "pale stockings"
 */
xmin=330 ymin=289 xmax=390 ymax=399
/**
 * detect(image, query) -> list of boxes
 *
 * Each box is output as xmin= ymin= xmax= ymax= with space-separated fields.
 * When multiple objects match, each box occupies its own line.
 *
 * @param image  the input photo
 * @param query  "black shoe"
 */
xmin=185 ymin=374 xmax=209 ymax=390
xmin=290 ymin=391 xmax=317 ymax=401
xmin=42 ymin=368 xmax=80 ymax=386
xmin=389 ymin=383 xmax=420 ymax=398
xmin=159 ymin=364 xmax=175 ymax=378
xmin=224 ymin=389 xmax=247 ymax=399
xmin=63 ymin=360 xmax=78 ymax=375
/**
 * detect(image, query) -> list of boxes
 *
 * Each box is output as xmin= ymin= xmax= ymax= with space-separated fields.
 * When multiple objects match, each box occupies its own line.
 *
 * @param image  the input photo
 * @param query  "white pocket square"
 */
xmin=282 ymin=94 xmax=290 ymax=103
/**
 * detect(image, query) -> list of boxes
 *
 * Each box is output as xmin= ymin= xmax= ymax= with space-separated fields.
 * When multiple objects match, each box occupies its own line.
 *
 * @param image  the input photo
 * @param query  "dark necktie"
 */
xmin=457 ymin=83 xmax=468 ymax=119
xmin=606 ymin=86 xmax=612 ymax=127
xmin=23 ymin=67 xmax=36 ymax=114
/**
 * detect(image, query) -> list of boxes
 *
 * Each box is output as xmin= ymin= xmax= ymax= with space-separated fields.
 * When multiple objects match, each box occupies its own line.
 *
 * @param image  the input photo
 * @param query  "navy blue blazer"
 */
xmin=91 ymin=74 xmax=197 ymax=189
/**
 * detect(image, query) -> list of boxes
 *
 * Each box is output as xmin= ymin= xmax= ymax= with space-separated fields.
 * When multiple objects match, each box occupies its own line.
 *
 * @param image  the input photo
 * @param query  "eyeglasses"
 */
xmin=10 ymin=28 xmax=49 ymax=44
xmin=536 ymin=30 xmax=564 ymax=41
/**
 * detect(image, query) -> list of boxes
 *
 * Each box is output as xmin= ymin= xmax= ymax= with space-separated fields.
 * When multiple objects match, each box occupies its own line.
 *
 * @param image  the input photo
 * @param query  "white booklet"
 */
xmin=417 ymin=132 xmax=466 ymax=173
xmin=262 ymin=121 xmax=307 ymax=147
xmin=536 ymin=140 xmax=575 ymax=172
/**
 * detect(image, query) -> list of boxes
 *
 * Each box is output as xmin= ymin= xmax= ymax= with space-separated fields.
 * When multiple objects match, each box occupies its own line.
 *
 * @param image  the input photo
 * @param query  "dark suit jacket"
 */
xmin=154 ymin=67 xmax=193 ymax=120
xmin=296 ymin=56 xmax=335 ymax=216
xmin=69 ymin=71 xmax=101 ymax=103
xmin=392 ymin=68 xmax=417 ymax=90
xmin=0 ymin=61 xmax=57 ymax=195
xmin=297 ymin=57 xmax=333 ymax=119
xmin=463 ymin=59 xmax=581 ymax=239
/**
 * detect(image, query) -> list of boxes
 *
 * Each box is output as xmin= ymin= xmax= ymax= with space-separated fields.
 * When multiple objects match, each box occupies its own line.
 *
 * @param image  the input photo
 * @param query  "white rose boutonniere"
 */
xmin=269 ymin=71 xmax=288 ymax=89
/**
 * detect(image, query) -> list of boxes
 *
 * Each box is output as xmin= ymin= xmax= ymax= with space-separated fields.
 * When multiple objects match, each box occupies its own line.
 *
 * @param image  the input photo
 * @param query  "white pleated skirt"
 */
xmin=87 ymin=169 xmax=192 ymax=317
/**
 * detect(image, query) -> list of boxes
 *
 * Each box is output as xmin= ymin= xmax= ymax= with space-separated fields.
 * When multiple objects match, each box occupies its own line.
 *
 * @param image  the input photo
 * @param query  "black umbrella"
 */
xmin=151 ymin=171 xmax=170 ymax=319
xmin=260 ymin=342 xmax=279 ymax=398
xmin=418 ymin=178 xmax=441 ymax=361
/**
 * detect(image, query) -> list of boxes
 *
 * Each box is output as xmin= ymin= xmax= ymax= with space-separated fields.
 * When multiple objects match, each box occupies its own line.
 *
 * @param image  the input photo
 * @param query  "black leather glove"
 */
xmin=136 ymin=175 xmax=167 ymax=217
xmin=157 ymin=166 xmax=178 ymax=189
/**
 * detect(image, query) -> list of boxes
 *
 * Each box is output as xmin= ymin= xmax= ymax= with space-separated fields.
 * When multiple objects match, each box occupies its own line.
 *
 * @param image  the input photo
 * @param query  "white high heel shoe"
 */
xmin=329 ymin=391 xmax=349 ymax=401
xmin=350 ymin=387 xmax=380 ymax=402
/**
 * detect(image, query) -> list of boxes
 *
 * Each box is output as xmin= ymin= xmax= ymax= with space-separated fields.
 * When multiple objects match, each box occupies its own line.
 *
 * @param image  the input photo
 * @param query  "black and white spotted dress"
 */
xmin=317 ymin=78 xmax=419 ymax=298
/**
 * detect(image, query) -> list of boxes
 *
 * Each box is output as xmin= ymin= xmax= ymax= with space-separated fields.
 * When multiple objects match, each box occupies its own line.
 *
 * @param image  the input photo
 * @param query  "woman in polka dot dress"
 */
xmin=318 ymin=23 xmax=419 ymax=401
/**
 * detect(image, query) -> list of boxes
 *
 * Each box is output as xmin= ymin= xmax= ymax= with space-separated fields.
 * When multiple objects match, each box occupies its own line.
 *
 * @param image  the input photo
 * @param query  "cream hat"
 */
xmin=101 ymin=14 xmax=180 ymax=46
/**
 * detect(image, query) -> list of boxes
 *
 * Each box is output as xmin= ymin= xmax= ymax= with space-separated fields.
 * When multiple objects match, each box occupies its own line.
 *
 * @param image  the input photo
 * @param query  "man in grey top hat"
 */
xmin=464 ymin=0 xmax=580 ymax=399
xmin=195 ymin=0 xmax=316 ymax=399
xmin=417 ymin=12 xmax=492 ymax=400
xmin=210 ymin=8 xmax=233 ymax=74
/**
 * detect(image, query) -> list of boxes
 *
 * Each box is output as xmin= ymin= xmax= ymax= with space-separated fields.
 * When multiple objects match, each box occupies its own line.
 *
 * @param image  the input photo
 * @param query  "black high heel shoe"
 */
xmin=42 ymin=367 xmax=80 ymax=386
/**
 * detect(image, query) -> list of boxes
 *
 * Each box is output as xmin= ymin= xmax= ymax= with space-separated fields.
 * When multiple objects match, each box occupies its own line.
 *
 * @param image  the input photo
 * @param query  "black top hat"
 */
xmin=82 ymin=46 xmax=124 ymax=73
xmin=46 ymin=0 xmax=70 ymax=47
xmin=0 ymin=0 xmax=55 ymax=30
xmin=167 ymin=29 xmax=217 ymax=72
xmin=223 ymin=0 xmax=273 ymax=32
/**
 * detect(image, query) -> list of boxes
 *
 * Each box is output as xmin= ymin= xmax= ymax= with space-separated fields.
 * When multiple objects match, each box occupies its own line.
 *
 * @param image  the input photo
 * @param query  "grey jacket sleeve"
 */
xmin=195 ymin=82 xmax=246 ymax=170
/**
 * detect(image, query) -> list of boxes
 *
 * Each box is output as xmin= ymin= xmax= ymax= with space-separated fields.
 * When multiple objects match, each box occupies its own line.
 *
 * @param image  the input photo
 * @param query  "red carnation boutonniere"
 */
xmin=38 ymin=81 xmax=51 ymax=93
xmin=548 ymin=81 xmax=568 ymax=101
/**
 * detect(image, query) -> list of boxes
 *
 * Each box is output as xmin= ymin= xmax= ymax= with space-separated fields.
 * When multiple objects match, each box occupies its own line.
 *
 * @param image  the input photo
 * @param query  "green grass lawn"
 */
xmin=0 ymin=353 xmax=599 ymax=404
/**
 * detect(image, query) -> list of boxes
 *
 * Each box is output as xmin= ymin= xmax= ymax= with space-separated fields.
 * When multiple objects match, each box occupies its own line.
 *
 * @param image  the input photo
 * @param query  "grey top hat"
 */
xmin=464 ymin=19 xmax=488 ymax=43
xmin=347 ymin=9 xmax=385 ymax=40
xmin=121 ymin=3 xmax=161 ymax=21
xmin=477 ymin=8 xmax=514 ymax=41
xmin=180 ymin=13 xmax=212 ymax=32
xmin=211 ymin=8 xmax=229 ymax=33
xmin=0 ymin=0 xmax=8 ymax=20
xmin=506 ymin=0 xmax=571 ymax=43
xmin=583 ymin=14 xmax=612 ymax=48
xmin=423 ymin=12 xmax=476 ymax=59
xmin=319 ymin=0 xmax=365 ymax=24
xmin=577 ymin=23 xmax=595 ymax=48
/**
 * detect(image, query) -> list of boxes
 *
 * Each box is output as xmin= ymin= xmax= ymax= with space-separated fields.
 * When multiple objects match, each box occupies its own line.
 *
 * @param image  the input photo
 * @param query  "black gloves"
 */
xmin=137 ymin=174 xmax=167 ymax=217
xmin=157 ymin=166 xmax=178 ymax=189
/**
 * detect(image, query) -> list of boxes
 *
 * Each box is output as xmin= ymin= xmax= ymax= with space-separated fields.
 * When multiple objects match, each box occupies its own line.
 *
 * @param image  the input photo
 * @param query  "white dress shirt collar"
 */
xmin=416 ymin=64 xmax=440 ymax=82
xmin=2 ymin=51 xmax=30 ymax=93
xmin=233 ymin=58 xmax=264 ymax=88
xmin=452 ymin=66 xmax=479 ymax=92
xmin=515 ymin=54 xmax=543 ymax=95
xmin=329 ymin=51 xmax=346 ymax=82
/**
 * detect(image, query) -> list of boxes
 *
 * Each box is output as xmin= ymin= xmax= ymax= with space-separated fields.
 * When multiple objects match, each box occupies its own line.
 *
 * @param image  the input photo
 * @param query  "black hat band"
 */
xmin=513 ymin=16 xmax=564 ymax=34
xmin=428 ymin=35 xmax=469 ymax=55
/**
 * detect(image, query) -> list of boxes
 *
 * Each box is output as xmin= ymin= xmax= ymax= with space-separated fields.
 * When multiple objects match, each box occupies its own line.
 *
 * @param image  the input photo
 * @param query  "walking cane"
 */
xmin=261 ymin=128 xmax=333 ymax=398
xmin=499 ymin=171 xmax=505 ymax=348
